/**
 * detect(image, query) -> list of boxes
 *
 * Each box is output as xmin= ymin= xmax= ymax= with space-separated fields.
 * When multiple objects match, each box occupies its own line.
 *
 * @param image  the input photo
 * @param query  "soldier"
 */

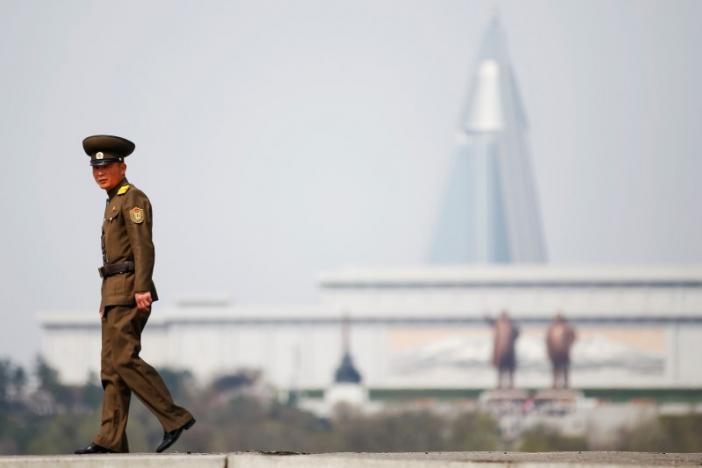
xmin=75 ymin=135 xmax=195 ymax=454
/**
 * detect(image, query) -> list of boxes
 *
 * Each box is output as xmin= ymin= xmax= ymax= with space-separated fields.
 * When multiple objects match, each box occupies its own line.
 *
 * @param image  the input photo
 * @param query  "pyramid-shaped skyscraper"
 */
xmin=430 ymin=16 xmax=546 ymax=264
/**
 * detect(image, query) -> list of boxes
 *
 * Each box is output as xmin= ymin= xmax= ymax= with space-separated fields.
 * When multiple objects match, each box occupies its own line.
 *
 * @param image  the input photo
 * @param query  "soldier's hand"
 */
xmin=135 ymin=291 xmax=153 ymax=311
xmin=99 ymin=307 xmax=105 ymax=320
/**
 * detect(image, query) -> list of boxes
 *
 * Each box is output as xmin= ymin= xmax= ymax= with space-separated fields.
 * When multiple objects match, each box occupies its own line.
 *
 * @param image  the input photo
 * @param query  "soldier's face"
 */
xmin=92 ymin=162 xmax=126 ymax=191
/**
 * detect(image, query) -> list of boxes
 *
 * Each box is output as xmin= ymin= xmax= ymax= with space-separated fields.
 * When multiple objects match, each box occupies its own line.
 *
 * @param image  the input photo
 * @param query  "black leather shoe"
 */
xmin=74 ymin=442 xmax=114 ymax=454
xmin=156 ymin=418 xmax=196 ymax=453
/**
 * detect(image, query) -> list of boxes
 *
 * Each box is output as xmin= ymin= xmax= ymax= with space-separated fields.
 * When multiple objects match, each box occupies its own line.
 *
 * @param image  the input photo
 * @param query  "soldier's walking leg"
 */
xmin=94 ymin=307 xmax=131 ymax=453
xmin=108 ymin=305 xmax=193 ymax=432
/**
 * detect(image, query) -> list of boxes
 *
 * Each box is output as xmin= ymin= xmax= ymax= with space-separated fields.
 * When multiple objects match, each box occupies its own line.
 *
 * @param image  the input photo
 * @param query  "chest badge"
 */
xmin=129 ymin=207 xmax=145 ymax=224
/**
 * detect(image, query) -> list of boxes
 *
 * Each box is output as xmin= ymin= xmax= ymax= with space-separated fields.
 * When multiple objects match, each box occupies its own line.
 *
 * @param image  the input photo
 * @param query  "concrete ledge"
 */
xmin=1 ymin=452 xmax=701 ymax=468
xmin=0 ymin=453 xmax=224 ymax=468
xmin=229 ymin=452 xmax=702 ymax=468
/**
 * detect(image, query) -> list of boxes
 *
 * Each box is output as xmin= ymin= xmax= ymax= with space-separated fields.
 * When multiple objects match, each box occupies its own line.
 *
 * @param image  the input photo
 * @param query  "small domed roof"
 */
xmin=334 ymin=352 xmax=362 ymax=384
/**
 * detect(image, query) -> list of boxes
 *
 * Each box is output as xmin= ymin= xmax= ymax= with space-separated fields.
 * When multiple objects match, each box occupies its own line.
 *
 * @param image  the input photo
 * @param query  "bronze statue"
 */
xmin=490 ymin=311 xmax=520 ymax=389
xmin=546 ymin=313 xmax=577 ymax=389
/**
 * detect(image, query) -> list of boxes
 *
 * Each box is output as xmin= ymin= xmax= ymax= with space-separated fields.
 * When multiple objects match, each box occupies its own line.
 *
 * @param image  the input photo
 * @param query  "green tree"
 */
xmin=0 ymin=359 xmax=11 ymax=408
xmin=158 ymin=368 xmax=195 ymax=403
xmin=618 ymin=414 xmax=702 ymax=452
xmin=333 ymin=409 xmax=449 ymax=452
xmin=450 ymin=411 xmax=502 ymax=450
xmin=659 ymin=414 xmax=702 ymax=452
xmin=10 ymin=366 xmax=27 ymax=399
xmin=34 ymin=356 xmax=60 ymax=394
xmin=519 ymin=425 xmax=588 ymax=451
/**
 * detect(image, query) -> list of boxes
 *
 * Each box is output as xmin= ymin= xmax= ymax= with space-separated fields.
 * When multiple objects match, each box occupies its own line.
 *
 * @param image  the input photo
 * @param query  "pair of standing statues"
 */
xmin=491 ymin=312 xmax=576 ymax=390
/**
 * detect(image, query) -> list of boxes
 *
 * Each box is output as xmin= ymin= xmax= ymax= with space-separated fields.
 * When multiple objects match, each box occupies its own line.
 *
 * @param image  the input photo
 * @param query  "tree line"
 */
xmin=1 ymin=356 xmax=701 ymax=454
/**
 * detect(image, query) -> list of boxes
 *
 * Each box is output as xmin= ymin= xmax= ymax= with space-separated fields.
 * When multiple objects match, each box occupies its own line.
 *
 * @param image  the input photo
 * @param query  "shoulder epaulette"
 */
xmin=117 ymin=185 xmax=130 ymax=196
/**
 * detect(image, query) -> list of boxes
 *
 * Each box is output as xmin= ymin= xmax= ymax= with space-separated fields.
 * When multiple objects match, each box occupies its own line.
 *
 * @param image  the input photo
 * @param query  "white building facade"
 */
xmin=39 ymin=266 xmax=702 ymax=390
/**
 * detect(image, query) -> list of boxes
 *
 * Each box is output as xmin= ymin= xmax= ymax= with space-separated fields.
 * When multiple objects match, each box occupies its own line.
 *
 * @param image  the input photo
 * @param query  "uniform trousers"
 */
xmin=94 ymin=305 xmax=193 ymax=453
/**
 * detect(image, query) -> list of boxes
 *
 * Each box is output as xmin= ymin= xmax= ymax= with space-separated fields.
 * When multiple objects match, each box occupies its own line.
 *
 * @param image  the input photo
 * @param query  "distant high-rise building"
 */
xmin=431 ymin=16 xmax=546 ymax=263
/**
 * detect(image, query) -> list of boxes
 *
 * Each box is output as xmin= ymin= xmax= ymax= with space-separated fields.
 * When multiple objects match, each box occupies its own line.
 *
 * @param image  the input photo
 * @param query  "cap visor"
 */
xmin=90 ymin=159 xmax=119 ymax=167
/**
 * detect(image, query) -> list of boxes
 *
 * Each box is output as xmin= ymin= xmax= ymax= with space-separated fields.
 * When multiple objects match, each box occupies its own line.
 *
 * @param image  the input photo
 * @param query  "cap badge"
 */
xmin=129 ymin=207 xmax=145 ymax=224
xmin=96 ymin=152 xmax=104 ymax=160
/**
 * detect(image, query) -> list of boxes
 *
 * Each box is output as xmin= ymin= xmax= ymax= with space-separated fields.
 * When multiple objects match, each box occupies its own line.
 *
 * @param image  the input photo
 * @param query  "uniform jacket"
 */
xmin=100 ymin=179 xmax=159 ymax=308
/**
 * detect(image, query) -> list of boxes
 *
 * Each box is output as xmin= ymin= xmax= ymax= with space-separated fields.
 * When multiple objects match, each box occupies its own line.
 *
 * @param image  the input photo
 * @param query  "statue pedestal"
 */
xmin=478 ymin=389 xmax=531 ymax=441
xmin=531 ymin=389 xmax=585 ymax=416
xmin=533 ymin=388 xmax=582 ymax=403
xmin=479 ymin=388 xmax=529 ymax=404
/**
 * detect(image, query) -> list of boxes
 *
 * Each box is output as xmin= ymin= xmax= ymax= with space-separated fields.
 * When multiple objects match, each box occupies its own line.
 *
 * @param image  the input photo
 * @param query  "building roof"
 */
xmin=320 ymin=265 xmax=702 ymax=287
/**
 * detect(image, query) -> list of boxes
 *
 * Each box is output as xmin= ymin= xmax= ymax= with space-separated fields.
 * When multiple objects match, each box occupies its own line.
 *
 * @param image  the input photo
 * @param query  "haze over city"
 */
xmin=1 ymin=0 xmax=701 ymax=367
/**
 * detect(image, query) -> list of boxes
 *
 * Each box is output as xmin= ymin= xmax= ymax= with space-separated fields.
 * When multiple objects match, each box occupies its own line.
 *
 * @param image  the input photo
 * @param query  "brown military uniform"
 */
xmin=93 ymin=180 xmax=193 ymax=452
xmin=99 ymin=181 xmax=158 ymax=308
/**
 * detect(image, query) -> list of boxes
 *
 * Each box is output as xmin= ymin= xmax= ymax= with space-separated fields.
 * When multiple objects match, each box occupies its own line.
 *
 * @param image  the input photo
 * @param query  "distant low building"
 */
xmin=39 ymin=265 xmax=702 ymax=390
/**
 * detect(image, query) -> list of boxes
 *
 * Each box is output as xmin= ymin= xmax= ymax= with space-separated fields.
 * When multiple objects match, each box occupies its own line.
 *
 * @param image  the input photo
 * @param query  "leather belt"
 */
xmin=98 ymin=261 xmax=134 ymax=278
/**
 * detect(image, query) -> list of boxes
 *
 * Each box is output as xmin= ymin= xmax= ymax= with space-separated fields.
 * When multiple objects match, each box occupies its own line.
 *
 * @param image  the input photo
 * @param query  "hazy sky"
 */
xmin=1 ymin=0 xmax=701 ymax=365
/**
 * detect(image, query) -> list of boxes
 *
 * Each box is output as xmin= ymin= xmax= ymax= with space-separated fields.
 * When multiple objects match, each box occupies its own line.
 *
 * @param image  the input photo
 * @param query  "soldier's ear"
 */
xmin=120 ymin=162 xmax=127 ymax=175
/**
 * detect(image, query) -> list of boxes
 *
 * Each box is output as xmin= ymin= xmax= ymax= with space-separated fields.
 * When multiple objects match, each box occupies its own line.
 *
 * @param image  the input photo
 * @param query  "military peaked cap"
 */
xmin=83 ymin=135 xmax=135 ymax=166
